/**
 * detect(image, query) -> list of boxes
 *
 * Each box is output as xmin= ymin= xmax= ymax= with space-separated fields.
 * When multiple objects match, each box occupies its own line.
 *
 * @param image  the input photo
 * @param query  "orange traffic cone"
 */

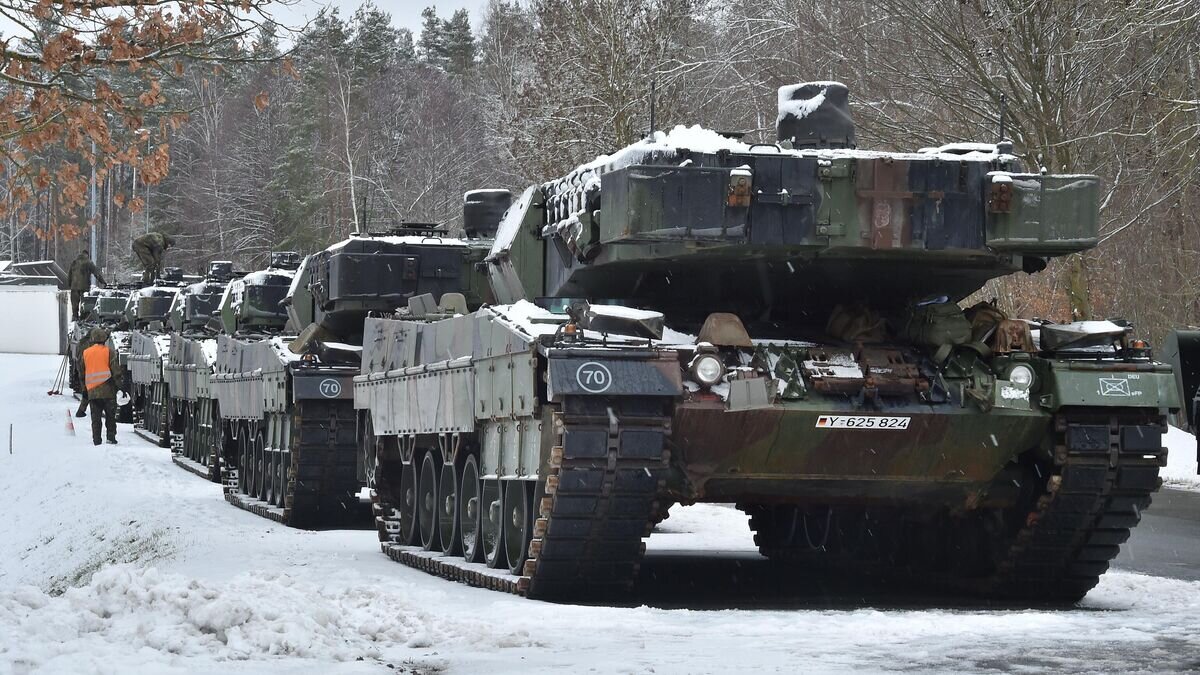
xmin=66 ymin=408 xmax=76 ymax=436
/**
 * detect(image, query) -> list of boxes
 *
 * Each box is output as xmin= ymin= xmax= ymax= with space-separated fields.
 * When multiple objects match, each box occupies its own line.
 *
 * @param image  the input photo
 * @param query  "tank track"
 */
xmin=751 ymin=407 xmax=1165 ymax=602
xmin=971 ymin=408 xmax=1164 ymax=599
xmin=132 ymin=382 xmax=171 ymax=448
xmin=169 ymin=398 xmax=220 ymax=482
xmin=374 ymin=396 xmax=671 ymax=599
xmin=224 ymin=399 xmax=367 ymax=529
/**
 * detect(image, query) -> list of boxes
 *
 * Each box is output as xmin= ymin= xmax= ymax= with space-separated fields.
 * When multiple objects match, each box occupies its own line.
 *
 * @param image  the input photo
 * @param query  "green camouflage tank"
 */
xmin=354 ymin=82 xmax=1178 ymax=601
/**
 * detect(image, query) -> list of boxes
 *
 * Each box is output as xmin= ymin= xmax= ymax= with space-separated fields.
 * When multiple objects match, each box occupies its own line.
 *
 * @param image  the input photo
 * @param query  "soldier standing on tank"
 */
xmin=131 ymin=231 xmax=175 ymax=285
xmin=78 ymin=327 xmax=122 ymax=445
xmin=66 ymin=250 xmax=106 ymax=320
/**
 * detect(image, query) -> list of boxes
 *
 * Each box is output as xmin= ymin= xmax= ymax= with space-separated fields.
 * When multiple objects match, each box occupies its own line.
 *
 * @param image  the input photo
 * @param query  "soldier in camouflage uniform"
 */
xmin=78 ymin=327 xmax=122 ymax=445
xmin=67 ymin=250 xmax=106 ymax=320
xmin=132 ymin=232 xmax=175 ymax=284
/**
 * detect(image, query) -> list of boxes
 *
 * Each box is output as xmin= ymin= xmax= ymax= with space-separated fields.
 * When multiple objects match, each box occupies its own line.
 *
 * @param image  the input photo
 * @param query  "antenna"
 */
xmin=998 ymin=93 xmax=1007 ymax=142
xmin=648 ymin=79 xmax=657 ymax=139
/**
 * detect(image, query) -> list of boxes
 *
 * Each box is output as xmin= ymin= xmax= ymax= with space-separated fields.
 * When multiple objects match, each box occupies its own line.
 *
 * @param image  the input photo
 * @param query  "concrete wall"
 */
xmin=0 ymin=286 xmax=67 ymax=355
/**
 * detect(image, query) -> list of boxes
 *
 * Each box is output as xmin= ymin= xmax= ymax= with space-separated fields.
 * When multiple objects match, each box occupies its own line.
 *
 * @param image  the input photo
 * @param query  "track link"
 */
xmin=524 ymin=396 xmax=670 ymax=598
xmin=374 ymin=395 xmax=671 ymax=599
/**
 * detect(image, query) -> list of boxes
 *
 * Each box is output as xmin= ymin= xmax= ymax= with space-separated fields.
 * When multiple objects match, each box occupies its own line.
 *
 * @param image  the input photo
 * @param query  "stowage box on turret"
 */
xmin=354 ymin=83 xmax=1177 ymax=601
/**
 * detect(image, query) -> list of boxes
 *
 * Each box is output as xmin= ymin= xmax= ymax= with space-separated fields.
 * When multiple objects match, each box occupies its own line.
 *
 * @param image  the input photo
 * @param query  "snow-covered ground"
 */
xmin=1162 ymin=424 xmax=1199 ymax=491
xmin=2 ymin=353 xmax=1200 ymax=673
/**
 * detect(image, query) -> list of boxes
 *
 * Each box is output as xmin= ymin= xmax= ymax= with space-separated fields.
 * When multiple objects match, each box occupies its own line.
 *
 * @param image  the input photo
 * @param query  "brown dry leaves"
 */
xmin=1 ymin=0 xmax=276 ymax=241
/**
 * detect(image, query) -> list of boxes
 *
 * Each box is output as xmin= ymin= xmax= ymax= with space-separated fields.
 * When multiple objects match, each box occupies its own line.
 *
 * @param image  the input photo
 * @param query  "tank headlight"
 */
xmin=691 ymin=354 xmax=725 ymax=387
xmin=1007 ymin=364 xmax=1035 ymax=389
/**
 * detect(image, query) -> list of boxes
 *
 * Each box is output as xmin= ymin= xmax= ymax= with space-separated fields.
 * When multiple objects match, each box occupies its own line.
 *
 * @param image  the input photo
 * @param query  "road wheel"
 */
xmin=439 ymin=459 xmax=461 ymax=556
xmin=418 ymin=451 xmax=441 ymax=551
xmin=398 ymin=450 xmax=419 ymax=546
xmin=459 ymin=454 xmax=482 ymax=562
xmin=504 ymin=480 xmax=532 ymax=575
xmin=482 ymin=478 xmax=505 ymax=569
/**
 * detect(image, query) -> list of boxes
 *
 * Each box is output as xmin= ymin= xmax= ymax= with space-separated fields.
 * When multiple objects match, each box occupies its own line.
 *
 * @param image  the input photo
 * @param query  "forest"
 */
xmin=1 ymin=0 xmax=1198 ymax=344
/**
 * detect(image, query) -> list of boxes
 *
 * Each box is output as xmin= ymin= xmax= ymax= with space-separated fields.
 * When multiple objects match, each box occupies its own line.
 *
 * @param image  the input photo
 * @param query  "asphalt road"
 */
xmin=627 ymin=488 xmax=1200 ymax=609
xmin=1114 ymin=486 xmax=1200 ymax=581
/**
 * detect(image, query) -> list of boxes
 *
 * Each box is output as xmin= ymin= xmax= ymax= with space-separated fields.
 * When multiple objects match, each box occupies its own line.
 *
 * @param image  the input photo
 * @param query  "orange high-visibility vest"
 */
xmin=83 ymin=344 xmax=112 ymax=391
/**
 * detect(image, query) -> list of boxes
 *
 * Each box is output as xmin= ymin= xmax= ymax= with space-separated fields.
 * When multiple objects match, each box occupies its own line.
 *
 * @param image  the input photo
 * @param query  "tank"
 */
xmin=354 ymin=82 xmax=1178 ymax=601
xmin=161 ymin=261 xmax=236 ymax=477
xmin=127 ymin=275 xmax=195 ymax=447
xmin=207 ymin=229 xmax=491 ymax=528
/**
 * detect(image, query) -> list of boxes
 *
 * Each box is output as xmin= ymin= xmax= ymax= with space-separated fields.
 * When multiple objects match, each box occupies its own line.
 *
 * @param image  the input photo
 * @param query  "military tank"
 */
xmin=209 ymin=227 xmax=490 ymax=529
xmin=354 ymin=82 xmax=1178 ymax=601
xmin=127 ymin=267 xmax=196 ymax=447
xmin=161 ymin=261 xmax=236 ymax=478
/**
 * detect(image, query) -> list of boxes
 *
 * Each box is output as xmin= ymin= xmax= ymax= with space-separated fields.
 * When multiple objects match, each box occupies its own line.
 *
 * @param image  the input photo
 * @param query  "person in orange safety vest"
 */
xmin=78 ymin=327 xmax=122 ymax=445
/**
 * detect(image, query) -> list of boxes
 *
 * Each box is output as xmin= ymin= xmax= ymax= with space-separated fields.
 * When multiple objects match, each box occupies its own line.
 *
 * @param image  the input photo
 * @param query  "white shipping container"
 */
xmin=0 ymin=286 xmax=68 ymax=354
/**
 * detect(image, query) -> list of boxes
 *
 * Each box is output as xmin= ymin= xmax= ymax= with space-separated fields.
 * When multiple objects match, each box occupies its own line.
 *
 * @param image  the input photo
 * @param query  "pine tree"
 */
xmin=418 ymin=7 xmax=449 ymax=70
xmin=443 ymin=9 xmax=477 ymax=76
xmin=267 ymin=11 xmax=349 ymax=251
xmin=396 ymin=28 xmax=417 ymax=63
xmin=350 ymin=2 xmax=402 ymax=85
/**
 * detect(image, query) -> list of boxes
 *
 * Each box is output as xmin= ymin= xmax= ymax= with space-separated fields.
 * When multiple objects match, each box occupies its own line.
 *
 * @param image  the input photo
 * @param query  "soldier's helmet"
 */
xmin=89 ymin=327 xmax=108 ymax=343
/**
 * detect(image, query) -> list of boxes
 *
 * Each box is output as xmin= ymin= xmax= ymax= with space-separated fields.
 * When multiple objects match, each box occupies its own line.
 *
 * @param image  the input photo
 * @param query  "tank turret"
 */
xmin=216 ymin=268 xmax=293 ymax=336
xmin=286 ymin=225 xmax=491 ymax=344
xmin=125 ymin=286 xmax=178 ymax=329
xmin=269 ymin=251 xmax=302 ymax=271
xmin=496 ymin=82 xmax=1099 ymax=331
xmin=169 ymin=278 xmax=228 ymax=334
xmin=94 ymin=289 xmax=131 ymax=327
xmin=78 ymin=291 xmax=101 ymax=321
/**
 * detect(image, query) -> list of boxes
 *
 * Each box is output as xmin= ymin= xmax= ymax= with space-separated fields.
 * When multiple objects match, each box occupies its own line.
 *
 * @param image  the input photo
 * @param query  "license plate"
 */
xmin=815 ymin=415 xmax=910 ymax=430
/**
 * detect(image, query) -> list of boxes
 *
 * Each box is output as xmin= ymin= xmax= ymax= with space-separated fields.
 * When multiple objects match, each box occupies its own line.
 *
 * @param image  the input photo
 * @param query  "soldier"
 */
xmin=66 ymin=250 xmax=106 ymax=320
xmin=131 ymin=231 xmax=176 ymax=284
xmin=78 ymin=327 xmax=122 ymax=445
xmin=73 ymin=330 xmax=93 ymax=418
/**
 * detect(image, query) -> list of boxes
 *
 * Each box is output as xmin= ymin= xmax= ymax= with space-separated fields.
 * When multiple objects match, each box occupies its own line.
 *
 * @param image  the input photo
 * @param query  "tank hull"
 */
xmin=355 ymin=302 xmax=1175 ymax=602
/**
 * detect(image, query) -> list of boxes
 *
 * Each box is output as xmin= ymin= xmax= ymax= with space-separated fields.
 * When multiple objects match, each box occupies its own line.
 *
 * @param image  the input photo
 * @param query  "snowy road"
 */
xmin=3 ymin=354 xmax=1200 ymax=674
